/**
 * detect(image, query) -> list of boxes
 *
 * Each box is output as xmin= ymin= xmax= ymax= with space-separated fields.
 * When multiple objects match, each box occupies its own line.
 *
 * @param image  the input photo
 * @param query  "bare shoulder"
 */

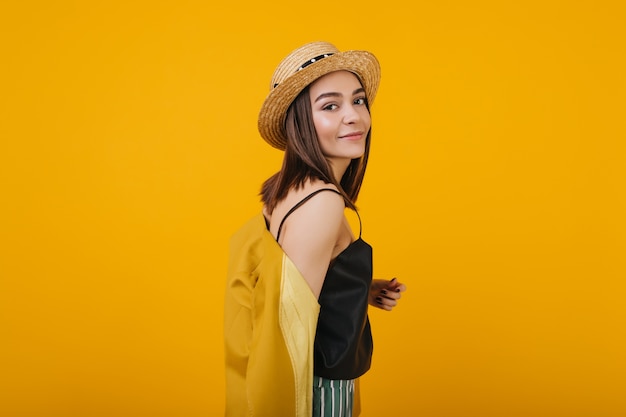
xmin=270 ymin=180 xmax=344 ymax=242
xmin=272 ymin=181 xmax=346 ymax=297
xmin=293 ymin=187 xmax=345 ymax=223
xmin=287 ymin=182 xmax=344 ymax=228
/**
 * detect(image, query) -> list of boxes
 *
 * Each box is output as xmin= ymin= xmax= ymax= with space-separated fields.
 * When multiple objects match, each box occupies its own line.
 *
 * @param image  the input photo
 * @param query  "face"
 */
xmin=308 ymin=71 xmax=371 ymax=168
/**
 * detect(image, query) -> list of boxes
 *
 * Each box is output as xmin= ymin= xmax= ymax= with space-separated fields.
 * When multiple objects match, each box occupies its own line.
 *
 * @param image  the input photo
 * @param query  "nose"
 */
xmin=342 ymin=104 xmax=360 ymax=124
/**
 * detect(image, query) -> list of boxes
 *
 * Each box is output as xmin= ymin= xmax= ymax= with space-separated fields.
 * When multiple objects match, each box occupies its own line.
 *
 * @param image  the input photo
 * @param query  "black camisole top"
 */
xmin=276 ymin=188 xmax=373 ymax=380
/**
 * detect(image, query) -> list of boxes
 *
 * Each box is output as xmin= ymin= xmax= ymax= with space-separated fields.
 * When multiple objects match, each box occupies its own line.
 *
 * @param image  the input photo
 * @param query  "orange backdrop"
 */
xmin=1 ymin=1 xmax=625 ymax=416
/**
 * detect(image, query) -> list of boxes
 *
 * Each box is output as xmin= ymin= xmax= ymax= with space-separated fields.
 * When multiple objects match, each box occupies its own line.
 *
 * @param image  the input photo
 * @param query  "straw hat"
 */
xmin=258 ymin=41 xmax=381 ymax=150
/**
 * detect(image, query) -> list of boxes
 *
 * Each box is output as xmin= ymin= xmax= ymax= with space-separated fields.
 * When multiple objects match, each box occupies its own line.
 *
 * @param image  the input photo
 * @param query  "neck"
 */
xmin=329 ymin=158 xmax=350 ymax=183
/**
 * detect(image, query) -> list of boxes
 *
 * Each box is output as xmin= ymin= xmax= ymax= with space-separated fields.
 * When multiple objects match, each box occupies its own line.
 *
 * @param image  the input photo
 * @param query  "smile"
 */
xmin=338 ymin=131 xmax=364 ymax=140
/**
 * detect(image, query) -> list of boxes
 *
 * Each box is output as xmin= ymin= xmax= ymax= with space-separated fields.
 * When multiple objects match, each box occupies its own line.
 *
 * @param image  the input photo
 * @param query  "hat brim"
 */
xmin=258 ymin=50 xmax=381 ymax=151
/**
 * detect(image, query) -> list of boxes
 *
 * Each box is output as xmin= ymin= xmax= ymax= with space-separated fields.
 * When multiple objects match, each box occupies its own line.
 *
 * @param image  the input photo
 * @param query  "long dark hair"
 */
xmin=260 ymin=85 xmax=371 ymax=213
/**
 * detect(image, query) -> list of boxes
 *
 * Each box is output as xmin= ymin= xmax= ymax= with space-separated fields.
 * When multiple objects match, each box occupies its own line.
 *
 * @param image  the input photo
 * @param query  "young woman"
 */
xmin=224 ymin=41 xmax=407 ymax=417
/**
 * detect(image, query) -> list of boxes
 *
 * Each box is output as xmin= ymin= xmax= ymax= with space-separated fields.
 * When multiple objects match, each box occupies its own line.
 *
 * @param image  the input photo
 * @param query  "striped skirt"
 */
xmin=312 ymin=375 xmax=355 ymax=417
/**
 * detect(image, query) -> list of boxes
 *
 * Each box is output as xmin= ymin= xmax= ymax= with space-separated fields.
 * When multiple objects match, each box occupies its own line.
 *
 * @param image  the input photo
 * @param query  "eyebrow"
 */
xmin=314 ymin=87 xmax=366 ymax=103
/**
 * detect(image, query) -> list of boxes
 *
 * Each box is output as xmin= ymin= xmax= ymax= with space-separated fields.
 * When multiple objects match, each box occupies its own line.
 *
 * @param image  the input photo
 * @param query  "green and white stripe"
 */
xmin=313 ymin=375 xmax=355 ymax=417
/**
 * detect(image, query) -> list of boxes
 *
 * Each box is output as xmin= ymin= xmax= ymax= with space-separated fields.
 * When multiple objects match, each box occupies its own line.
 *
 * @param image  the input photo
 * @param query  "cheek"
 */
xmin=361 ymin=109 xmax=372 ymax=131
xmin=313 ymin=114 xmax=336 ymax=140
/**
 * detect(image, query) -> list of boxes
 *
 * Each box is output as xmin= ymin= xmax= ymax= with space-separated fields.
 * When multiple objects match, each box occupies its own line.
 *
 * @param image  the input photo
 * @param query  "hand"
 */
xmin=369 ymin=278 xmax=407 ymax=311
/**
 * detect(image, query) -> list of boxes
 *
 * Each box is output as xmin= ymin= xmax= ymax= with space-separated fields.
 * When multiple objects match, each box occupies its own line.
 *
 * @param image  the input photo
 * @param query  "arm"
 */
xmin=279 ymin=191 xmax=345 ymax=299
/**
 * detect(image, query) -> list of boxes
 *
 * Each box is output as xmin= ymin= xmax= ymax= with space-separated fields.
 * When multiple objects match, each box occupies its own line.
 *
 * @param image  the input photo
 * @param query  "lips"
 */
xmin=339 ymin=131 xmax=364 ymax=140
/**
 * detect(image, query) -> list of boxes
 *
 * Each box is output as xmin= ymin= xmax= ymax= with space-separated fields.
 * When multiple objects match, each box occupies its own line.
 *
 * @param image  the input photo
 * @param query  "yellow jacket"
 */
xmin=224 ymin=213 xmax=320 ymax=416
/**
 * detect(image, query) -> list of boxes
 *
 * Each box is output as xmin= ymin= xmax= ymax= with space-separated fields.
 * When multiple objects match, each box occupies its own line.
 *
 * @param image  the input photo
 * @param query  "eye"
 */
xmin=322 ymin=103 xmax=338 ymax=111
xmin=354 ymin=97 xmax=367 ymax=105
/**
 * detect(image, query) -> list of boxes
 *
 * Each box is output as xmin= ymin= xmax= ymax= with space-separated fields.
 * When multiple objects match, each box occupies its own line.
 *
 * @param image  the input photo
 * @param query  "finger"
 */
xmin=386 ymin=280 xmax=407 ymax=293
xmin=394 ymin=283 xmax=407 ymax=293
xmin=379 ymin=289 xmax=401 ymax=300
xmin=375 ymin=295 xmax=397 ymax=308
xmin=373 ymin=297 xmax=393 ymax=311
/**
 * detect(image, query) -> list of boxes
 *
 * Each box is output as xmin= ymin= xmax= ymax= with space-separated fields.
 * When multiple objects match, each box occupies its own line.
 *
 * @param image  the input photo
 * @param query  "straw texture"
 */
xmin=258 ymin=41 xmax=381 ymax=150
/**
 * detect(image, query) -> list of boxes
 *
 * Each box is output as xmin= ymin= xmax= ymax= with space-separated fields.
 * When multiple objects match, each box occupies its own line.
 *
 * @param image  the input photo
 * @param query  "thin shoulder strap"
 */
xmin=354 ymin=207 xmax=363 ymax=238
xmin=276 ymin=188 xmax=343 ymax=242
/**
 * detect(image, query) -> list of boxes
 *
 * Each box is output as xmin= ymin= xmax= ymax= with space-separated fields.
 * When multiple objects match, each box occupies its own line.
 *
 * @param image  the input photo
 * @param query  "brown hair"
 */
xmin=260 ymin=85 xmax=371 ymax=213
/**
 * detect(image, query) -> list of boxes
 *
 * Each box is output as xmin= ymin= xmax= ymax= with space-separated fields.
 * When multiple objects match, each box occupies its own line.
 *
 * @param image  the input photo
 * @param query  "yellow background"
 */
xmin=1 ymin=1 xmax=625 ymax=416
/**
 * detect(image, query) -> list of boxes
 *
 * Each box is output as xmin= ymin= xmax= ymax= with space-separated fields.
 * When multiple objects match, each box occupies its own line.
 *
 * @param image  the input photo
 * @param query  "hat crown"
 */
xmin=270 ymin=42 xmax=340 ymax=90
